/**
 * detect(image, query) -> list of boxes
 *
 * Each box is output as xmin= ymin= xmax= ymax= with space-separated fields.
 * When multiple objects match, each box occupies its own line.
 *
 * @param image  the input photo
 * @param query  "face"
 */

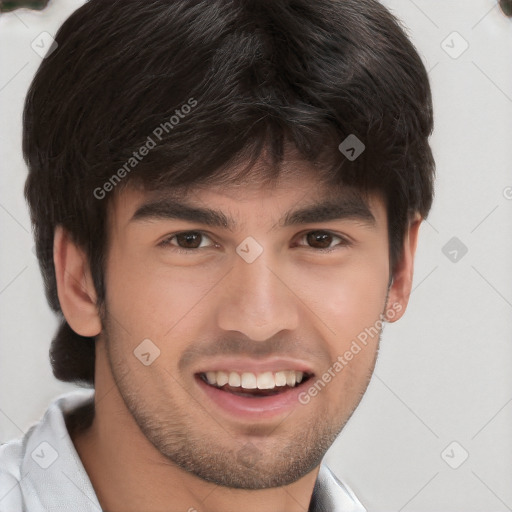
xmin=98 ymin=160 xmax=396 ymax=490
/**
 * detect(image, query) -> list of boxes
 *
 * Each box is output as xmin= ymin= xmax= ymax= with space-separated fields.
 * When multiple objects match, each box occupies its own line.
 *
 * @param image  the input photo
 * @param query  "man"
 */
xmin=0 ymin=0 xmax=435 ymax=510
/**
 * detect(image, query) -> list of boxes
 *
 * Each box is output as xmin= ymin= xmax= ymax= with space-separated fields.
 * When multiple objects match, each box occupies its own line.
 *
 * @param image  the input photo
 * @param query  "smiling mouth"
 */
xmin=198 ymin=370 xmax=313 ymax=397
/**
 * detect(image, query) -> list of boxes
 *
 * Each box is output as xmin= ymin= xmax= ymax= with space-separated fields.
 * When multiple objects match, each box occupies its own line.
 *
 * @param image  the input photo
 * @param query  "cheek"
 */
xmin=104 ymin=251 xmax=220 ymax=344
xmin=297 ymin=259 xmax=388 ymax=415
xmin=296 ymin=253 xmax=389 ymax=344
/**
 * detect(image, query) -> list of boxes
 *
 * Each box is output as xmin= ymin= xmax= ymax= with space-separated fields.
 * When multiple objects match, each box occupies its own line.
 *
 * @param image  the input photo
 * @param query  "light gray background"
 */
xmin=1 ymin=1 xmax=511 ymax=510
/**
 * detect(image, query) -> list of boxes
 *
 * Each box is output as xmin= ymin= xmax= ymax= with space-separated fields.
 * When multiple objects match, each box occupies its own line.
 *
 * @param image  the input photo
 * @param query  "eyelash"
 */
xmin=157 ymin=230 xmax=352 ymax=254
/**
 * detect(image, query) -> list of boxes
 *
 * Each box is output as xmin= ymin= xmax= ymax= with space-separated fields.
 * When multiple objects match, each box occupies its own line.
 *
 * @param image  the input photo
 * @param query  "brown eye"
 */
xmin=175 ymin=232 xmax=203 ymax=249
xmin=298 ymin=230 xmax=351 ymax=251
xmin=159 ymin=231 xmax=215 ymax=252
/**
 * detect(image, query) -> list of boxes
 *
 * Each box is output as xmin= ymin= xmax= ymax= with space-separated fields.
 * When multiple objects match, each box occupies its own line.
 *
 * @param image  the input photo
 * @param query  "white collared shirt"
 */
xmin=0 ymin=390 xmax=366 ymax=511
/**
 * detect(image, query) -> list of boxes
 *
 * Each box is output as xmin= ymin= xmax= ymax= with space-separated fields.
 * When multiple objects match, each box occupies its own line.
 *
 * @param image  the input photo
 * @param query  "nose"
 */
xmin=216 ymin=251 xmax=300 ymax=341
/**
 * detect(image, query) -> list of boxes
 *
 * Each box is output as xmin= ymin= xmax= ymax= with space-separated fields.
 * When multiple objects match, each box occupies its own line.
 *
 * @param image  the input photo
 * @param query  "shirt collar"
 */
xmin=309 ymin=464 xmax=366 ymax=512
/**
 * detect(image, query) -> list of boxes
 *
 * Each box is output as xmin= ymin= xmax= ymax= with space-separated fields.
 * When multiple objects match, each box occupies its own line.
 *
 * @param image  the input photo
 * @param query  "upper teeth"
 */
xmin=204 ymin=370 xmax=305 ymax=389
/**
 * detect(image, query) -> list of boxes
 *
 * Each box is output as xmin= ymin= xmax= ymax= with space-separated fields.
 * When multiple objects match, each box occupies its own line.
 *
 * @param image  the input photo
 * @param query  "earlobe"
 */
xmin=385 ymin=215 xmax=422 ymax=323
xmin=54 ymin=226 xmax=102 ymax=337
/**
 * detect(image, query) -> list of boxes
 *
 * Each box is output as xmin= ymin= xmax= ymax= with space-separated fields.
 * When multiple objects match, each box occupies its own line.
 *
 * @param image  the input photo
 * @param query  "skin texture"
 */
xmin=54 ymin=156 xmax=421 ymax=512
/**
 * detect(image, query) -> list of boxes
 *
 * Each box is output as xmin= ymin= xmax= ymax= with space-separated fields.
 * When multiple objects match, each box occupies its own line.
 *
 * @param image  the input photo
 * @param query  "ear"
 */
xmin=53 ymin=225 xmax=102 ymax=337
xmin=385 ymin=214 xmax=422 ymax=323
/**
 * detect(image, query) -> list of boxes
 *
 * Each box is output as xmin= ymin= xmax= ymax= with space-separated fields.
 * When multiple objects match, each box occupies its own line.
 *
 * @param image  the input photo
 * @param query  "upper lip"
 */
xmin=193 ymin=357 xmax=315 ymax=376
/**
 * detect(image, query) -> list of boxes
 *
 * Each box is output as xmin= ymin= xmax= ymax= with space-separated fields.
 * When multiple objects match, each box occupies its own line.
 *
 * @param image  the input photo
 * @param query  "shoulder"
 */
xmin=0 ymin=389 xmax=95 ymax=512
xmin=0 ymin=437 xmax=25 ymax=511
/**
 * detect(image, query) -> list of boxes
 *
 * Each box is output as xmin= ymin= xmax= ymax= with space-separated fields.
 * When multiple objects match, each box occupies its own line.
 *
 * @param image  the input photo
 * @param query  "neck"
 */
xmin=70 ymin=351 xmax=319 ymax=512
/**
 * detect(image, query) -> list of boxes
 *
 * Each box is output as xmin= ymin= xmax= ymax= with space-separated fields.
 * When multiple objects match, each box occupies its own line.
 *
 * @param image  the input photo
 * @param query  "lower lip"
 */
xmin=195 ymin=375 xmax=311 ymax=421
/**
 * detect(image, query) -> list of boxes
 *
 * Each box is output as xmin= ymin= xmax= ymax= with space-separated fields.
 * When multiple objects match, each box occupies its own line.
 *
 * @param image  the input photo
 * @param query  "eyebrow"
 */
xmin=130 ymin=195 xmax=376 ymax=231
